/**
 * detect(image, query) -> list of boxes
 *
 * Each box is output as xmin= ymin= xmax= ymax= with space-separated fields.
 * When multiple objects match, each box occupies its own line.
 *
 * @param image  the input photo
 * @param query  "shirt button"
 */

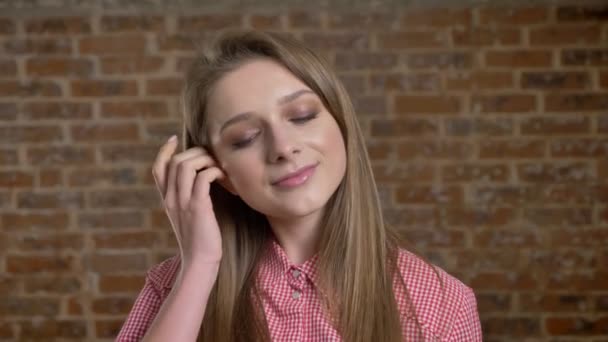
xmin=292 ymin=269 xmax=301 ymax=278
xmin=292 ymin=291 xmax=301 ymax=299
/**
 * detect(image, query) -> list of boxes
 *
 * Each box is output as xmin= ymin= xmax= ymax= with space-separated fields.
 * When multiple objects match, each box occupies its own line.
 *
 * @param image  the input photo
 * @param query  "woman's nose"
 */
xmin=266 ymin=126 xmax=300 ymax=163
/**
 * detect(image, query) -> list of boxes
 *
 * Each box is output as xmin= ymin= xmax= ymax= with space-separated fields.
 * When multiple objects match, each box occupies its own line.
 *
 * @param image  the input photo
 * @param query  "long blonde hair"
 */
xmin=182 ymin=30 xmax=420 ymax=342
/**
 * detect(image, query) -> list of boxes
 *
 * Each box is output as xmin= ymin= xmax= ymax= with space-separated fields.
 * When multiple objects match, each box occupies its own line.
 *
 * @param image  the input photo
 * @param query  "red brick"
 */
xmin=373 ymin=164 xmax=435 ymax=183
xmin=145 ymin=121 xmax=181 ymax=142
xmin=0 ymin=18 xmax=16 ymax=35
xmin=480 ymin=140 xmax=546 ymax=159
xmin=89 ymin=189 xmax=159 ymax=208
xmin=88 ymin=253 xmax=148 ymax=273
xmin=98 ymin=275 xmax=145 ymax=293
xmin=23 ymin=276 xmax=80 ymax=294
xmin=472 ymin=272 xmax=539 ymax=290
xmin=13 ymin=233 xmax=83 ymax=251
xmin=92 ymin=297 xmax=135 ymax=314
xmin=517 ymin=162 xmax=592 ymax=182
xmin=100 ymin=15 xmax=165 ymax=32
xmin=7 ymin=255 xmax=74 ymax=273
xmin=248 ymin=14 xmax=283 ymax=30
xmin=100 ymin=56 xmax=164 ymax=74
xmin=477 ymin=293 xmax=512 ymax=312
xmin=485 ymin=50 xmax=553 ymax=68
xmin=0 ymin=102 xmax=17 ymax=120
xmin=366 ymin=141 xmax=391 ymax=160
xmin=27 ymin=146 xmax=95 ymax=166
xmin=145 ymin=78 xmax=182 ymax=96
xmin=71 ymin=80 xmax=137 ymax=97
xmin=550 ymin=139 xmax=608 ymax=158
xmin=370 ymin=73 xmax=440 ymax=92
xmin=446 ymin=71 xmax=513 ymax=90
xmin=17 ymin=191 xmax=84 ymax=209
xmin=95 ymin=320 xmax=124 ymax=339
xmin=300 ymin=32 xmax=369 ymax=51
xmin=441 ymin=164 xmax=510 ymax=182
xmin=0 ymin=322 xmax=13 ymax=338
xmin=550 ymin=228 xmax=608 ymax=247
xmin=287 ymin=11 xmax=321 ymax=28
xmin=370 ymin=118 xmax=439 ymax=137
xmin=0 ymin=59 xmax=17 ymax=77
xmin=0 ymin=125 xmax=63 ymax=144
xmin=329 ymin=12 xmax=397 ymax=29
xmin=22 ymin=101 xmax=92 ymax=120
xmin=0 ymin=148 xmax=18 ymax=165
xmin=395 ymin=95 xmax=461 ymax=114
xmin=25 ymin=17 xmax=90 ymax=34
xmin=70 ymin=123 xmax=139 ymax=142
xmin=395 ymin=185 xmax=463 ymax=204
xmin=334 ymin=52 xmax=398 ymax=71
xmin=26 ymin=57 xmax=93 ymax=77
xmin=178 ymin=14 xmax=242 ymax=31
xmin=19 ymin=320 xmax=87 ymax=339
xmin=524 ymin=208 xmax=592 ymax=226
xmin=445 ymin=207 xmax=514 ymax=226
xmin=529 ymin=25 xmax=601 ymax=45
xmin=157 ymin=33 xmax=200 ymax=51
xmin=3 ymin=37 xmax=72 ymax=54
xmin=79 ymin=35 xmax=147 ymax=55
xmin=479 ymin=7 xmax=548 ymax=25
xmin=67 ymin=297 xmax=83 ymax=315
xmin=100 ymin=144 xmax=158 ymax=163
xmin=100 ymin=100 xmax=168 ymax=119
xmin=548 ymin=272 xmax=608 ymax=291
xmin=546 ymin=316 xmax=608 ymax=335
xmin=1 ymin=212 xmax=69 ymax=231
xmin=0 ymin=297 xmax=60 ymax=316
xmin=402 ymin=8 xmax=472 ymax=28
xmin=452 ymin=28 xmax=521 ymax=46
xmin=77 ymin=210 xmax=144 ymax=229
xmin=472 ymin=94 xmax=536 ymax=113
xmin=601 ymin=71 xmax=608 ymax=89
xmin=398 ymin=141 xmax=473 ymax=160
xmin=521 ymin=71 xmax=590 ymax=89
xmin=404 ymin=51 xmax=473 ymax=69
xmin=482 ymin=317 xmax=541 ymax=337
xmin=68 ymin=167 xmax=137 ymax=187
xmin=545 ymin=94 xmax=608 ymax=112
xmin=0 ymin=80 xmax=62 ymax=96
xmin=474 ymin=229 xmax=541 ymax=247
xmin=377 ymin=31 xmax=448 ymax=49
xmin=445 ymin=118 xmax=514 ymax=136
xmin=521 ymin=116 xmax=590 ymax=135
xmin=0 ymin=171 xmax=34 ymax=187
xmin=400 ymin=228 xmax=465 ymax=248
xmin=93 ymin=231 xmax=158 ymax=249
xmin=557 ymin=6 xmax=608 ymax=21
xmin=562 ymin=49 xmax=608 ymax=66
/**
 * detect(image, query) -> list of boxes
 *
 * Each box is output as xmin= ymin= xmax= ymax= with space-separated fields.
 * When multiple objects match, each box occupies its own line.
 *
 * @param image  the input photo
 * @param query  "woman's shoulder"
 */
xmin=146 ymin=254 xmax=181 ymax=292
xmin=395 ymin=248 xmax=477 ymax=339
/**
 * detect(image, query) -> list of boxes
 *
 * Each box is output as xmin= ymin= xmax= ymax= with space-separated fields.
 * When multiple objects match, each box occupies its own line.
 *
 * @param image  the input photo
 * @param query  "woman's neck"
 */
xmin=267 ymin=209 xmax=324 ymax=265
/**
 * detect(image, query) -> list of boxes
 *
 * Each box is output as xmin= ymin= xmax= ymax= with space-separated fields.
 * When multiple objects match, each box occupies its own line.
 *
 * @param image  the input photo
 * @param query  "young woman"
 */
xmin=117 ymin=30 xmax=482 ymax=342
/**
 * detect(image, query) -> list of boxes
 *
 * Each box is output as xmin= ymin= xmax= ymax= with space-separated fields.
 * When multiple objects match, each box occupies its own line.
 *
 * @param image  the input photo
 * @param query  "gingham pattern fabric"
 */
xmin=116 ymin=239 xmax=482 ymax=341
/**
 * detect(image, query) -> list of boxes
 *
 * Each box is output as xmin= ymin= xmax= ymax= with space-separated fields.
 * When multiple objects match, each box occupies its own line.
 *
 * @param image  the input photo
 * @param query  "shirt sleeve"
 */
xmin=115 ymin=277 xmax=164 ymax=342
xmin=447 ymin=287 xmax=483 ymax=342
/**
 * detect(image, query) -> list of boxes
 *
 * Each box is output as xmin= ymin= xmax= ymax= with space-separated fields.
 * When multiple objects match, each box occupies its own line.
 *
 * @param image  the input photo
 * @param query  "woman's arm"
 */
xmin=141 ymin=261 xmax=219 ymax=342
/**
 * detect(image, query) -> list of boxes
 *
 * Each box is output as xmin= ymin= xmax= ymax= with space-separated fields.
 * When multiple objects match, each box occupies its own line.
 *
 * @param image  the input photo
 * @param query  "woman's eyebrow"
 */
xmin=219 ymin=89 xmax=314 ymax=134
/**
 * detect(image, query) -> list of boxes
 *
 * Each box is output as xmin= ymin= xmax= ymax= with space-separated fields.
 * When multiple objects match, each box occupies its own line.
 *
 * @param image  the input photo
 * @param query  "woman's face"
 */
xmin=206 ymin=58 xmax=347 ymax=221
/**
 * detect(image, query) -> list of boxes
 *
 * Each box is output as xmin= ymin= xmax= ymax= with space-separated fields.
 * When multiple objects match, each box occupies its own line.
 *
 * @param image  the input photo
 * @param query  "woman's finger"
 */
xmin=165 ymin=146 xmax=214 ymax=209
xmin=176 ymin=154 xmax=217 ymax=209
xmin=191 ymin=166 xmax=226 ymax=205
xmin=152 ymin=135 xmax=179 ymax=197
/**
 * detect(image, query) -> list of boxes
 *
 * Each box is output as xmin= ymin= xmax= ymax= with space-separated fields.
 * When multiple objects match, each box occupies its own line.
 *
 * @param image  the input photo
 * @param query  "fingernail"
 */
xmin=167 ymin=135 xmax=177 ymax=143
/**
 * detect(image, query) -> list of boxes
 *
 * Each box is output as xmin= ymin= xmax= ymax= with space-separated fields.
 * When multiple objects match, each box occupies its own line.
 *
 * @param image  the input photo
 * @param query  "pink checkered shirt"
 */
xmin=117 ymin=239 xmax=482 ymax=341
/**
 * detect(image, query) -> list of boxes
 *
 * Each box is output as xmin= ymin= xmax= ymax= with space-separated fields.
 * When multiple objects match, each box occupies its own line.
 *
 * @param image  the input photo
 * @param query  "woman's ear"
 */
xmin=217 ymin=176 xmax=238 ymax=196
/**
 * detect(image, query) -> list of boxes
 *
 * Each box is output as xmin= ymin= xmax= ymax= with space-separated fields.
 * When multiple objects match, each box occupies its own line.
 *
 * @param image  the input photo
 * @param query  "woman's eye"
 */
xmin=291 ymin=112 xmax=318 ymax=124
xmin=232 ymin=132 xmax=259 ymax=149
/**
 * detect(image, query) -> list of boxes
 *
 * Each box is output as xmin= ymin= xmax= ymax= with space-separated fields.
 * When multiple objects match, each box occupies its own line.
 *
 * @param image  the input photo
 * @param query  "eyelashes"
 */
xmin=231 ymin=112 xmax=319 ymax=150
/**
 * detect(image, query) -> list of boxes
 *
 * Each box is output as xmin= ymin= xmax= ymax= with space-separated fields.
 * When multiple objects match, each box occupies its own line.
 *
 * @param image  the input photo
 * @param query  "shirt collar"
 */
xmin=257 ymin=236 xmax=321 ymax=290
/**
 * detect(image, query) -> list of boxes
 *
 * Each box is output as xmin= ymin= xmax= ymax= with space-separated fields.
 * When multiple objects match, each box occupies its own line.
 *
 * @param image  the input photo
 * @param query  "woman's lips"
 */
xmin=272 ymin=164 xmax=317 ymax=188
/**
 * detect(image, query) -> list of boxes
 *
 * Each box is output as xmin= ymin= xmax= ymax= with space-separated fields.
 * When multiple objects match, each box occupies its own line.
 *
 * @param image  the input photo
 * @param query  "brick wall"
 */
xmin=0 ymin=1 xmax=607 ymax=340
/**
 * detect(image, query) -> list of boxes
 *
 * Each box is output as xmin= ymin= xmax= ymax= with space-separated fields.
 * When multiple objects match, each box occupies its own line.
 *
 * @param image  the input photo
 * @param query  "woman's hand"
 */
xmin=152 ymin=135 xmax=225 ymax=268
